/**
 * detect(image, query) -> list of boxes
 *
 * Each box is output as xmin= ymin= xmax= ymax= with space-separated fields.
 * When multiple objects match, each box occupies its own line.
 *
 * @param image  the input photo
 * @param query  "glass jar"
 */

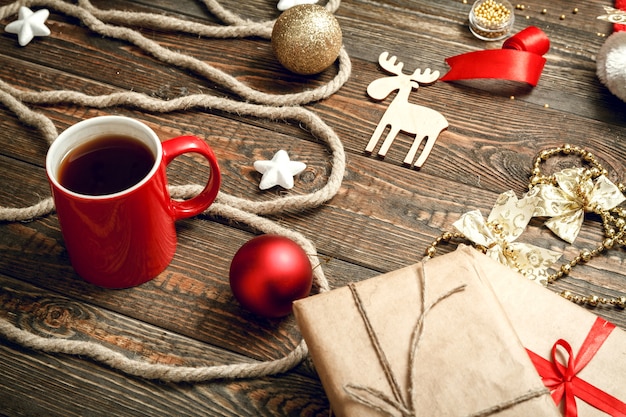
xmin=469 ymin=0 xmax=515 ymax=41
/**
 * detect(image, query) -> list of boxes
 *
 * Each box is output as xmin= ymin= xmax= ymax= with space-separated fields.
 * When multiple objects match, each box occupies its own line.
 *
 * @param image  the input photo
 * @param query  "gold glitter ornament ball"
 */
xmin=271 ymin=5 xmax=342 ymax=75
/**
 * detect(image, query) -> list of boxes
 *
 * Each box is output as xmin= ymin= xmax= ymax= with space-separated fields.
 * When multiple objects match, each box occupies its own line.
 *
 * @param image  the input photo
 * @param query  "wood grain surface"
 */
xmin=1 ymin=0 xmax=625 ymax=415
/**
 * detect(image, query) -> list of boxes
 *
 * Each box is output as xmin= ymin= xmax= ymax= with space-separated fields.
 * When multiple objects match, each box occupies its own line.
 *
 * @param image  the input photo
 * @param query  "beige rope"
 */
xmin=0 ymin=0 xmax=351 ymax=107
xmin=0 ymin=80 xmax=347 ymax=215
xmin=0 ymin=0 xmax=345 ymax=381
xmin=0 ymin=319 xmax=310 ymax=382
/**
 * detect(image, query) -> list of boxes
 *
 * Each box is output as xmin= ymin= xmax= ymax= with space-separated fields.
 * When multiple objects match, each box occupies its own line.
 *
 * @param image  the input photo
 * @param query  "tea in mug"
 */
xmin=58 ymin=135 xmax=155 ymax=195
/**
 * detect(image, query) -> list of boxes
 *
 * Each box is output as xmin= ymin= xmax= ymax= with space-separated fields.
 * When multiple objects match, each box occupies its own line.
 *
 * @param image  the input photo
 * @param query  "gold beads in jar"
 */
xmin=469 ymin=0 xmax=515 ymax=41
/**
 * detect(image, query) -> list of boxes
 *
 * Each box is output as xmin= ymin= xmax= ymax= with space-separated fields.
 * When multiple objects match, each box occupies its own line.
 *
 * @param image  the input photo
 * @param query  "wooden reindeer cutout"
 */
xmin=366 ymin=51 xmax=448 ymax=168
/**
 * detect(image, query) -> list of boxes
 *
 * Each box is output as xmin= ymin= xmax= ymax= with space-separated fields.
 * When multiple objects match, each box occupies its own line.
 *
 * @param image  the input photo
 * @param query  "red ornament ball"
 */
xmin=229 ymin=234 xmax=313 ymax=318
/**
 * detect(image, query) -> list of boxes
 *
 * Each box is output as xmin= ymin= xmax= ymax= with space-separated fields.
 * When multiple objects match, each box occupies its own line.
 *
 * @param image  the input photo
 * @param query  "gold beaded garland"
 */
xmin=424 ymin=144 xmax=626 ymax=309
xmin=271 ymin=5 xmax=342 ymax=75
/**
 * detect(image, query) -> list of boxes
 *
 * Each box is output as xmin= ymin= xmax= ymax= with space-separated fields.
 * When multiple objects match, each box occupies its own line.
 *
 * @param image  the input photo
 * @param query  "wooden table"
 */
xmin=1 ymin=0 xmax=625 ymax=415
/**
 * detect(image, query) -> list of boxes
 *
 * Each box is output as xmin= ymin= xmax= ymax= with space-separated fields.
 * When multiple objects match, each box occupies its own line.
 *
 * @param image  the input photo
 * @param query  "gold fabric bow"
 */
xmin=530 ymin=168 xmax=626 ymax=244
xmin=453 ymin=191 xmax=562 ymax=285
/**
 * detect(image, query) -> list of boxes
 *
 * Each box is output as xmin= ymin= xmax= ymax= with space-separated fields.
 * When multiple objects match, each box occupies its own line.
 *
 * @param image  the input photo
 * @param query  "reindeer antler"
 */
xmin=378 ymin=51 xmax=404 ymax=75
xmin=411 ymin=68 xmax=440 ymax=85
xmin=377 ymin=52 xmax=440 ymax=84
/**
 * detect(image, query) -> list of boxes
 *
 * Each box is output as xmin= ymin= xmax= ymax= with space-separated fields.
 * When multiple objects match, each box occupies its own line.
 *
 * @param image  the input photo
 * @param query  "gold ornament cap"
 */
xmin=271 ymin=4 xmax=342 ymax=75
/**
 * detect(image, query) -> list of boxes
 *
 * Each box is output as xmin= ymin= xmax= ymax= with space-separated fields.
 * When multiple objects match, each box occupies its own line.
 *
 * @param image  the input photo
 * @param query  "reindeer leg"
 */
xmin=413 ymin=133 xmax=440 ymax=168
xmin=403 ymin=134 xmax=426 ymax=167
xmin=365 ymin=122 xmax=388 ymax=154
xmin=378 ymin=125 xmax=401 ymax=157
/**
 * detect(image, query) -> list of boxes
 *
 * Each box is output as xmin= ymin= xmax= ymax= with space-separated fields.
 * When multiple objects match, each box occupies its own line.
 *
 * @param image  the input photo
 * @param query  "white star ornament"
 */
xmin=253 ymin=150 xmax=306 ymax=190
xmin=5 ymin=7 xmax=51 ymax=47
xmin=277 ymin=0 xmax=318 ymax=11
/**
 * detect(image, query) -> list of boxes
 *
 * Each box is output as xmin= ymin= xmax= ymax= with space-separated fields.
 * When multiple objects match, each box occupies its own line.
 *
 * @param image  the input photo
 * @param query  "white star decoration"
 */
xmin=5 ymin=7 xmax=51 ymax=46
xmin=277 ymin=0 xmax=319 ymax=11
xmin=254 ymin=150 xmax=306 ymax=190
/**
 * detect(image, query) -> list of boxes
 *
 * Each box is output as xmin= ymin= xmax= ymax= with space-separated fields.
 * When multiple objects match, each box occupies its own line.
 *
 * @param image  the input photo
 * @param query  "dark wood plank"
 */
xmin=1 ymin=0 xmax=626 ymax=415
xmin=0 ymin=234 xmax=332 ymax=416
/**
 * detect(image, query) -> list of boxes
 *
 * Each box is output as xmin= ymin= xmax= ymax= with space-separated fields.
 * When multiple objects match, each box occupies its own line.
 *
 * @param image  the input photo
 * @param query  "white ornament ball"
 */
xmin=597 ymin=31 xmax=626 ymax=102
xmin=277 ymin=0 xmax=318 ymax=11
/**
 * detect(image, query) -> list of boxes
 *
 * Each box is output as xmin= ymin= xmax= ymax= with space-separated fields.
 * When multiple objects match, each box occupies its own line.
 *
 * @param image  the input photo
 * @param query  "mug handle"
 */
xmin=161 ymin=135 xmax=221 ymax=220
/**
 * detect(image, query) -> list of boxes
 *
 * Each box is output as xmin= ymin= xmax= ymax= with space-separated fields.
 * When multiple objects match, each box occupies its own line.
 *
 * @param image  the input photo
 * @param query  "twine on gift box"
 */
xmin=343 ymin=263 xmax=550 ymax=417
xmin=343 ymin=263 xmax=466 ymax=416
xmin=0 ymin=0 xmax=346 ymax=381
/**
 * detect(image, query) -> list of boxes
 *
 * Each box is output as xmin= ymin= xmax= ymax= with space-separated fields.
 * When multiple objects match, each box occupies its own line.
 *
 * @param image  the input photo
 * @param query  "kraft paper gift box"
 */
xmin=293 ymin=248 xmax=561 ymax=417
xmin=468 ymin=245 xmax=626 ymax=417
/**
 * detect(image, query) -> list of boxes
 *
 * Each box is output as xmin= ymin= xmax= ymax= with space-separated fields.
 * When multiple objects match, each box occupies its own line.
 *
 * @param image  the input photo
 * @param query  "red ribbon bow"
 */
xmin=526 ymin=317 xmax=626 ymax=417
xmin=440 ymin=26 xmax=550 ymax=86
xmin=616 ymin=0 xmax=626 ymax=32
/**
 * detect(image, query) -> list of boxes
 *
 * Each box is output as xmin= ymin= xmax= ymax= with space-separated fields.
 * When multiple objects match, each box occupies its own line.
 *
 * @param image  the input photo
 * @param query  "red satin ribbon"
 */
xmin=440 ymin=26 xmax=550 ymax=86
xmin=526 ymin=317 xmax=626 ymax=417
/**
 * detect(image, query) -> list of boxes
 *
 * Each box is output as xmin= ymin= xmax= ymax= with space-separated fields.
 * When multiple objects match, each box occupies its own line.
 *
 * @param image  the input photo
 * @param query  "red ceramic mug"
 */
xmin=46 ymin=115 xmax=221 ymax=288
